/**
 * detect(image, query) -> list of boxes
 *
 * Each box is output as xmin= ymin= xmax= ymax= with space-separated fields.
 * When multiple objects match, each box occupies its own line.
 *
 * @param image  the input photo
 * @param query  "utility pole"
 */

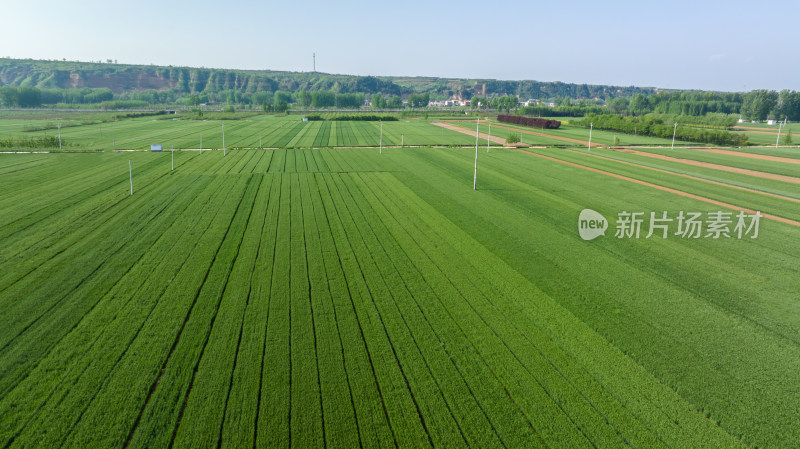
xmin=473 ymin=118 xmax=479 ymax=190
xmin=776 ymin=121 xmax=783 ymax=148
xmin=671 ymin=122 xmax=678 ymax=150
xmin=223 ymin=123 xmax=226 ymax=156
xmin=588 ymin=123 xmax=593 ymax=151
xmin=129 ymin=161 xmax=133 ymax=195
xmin=379 ymin=120 xmax=383 ymax=154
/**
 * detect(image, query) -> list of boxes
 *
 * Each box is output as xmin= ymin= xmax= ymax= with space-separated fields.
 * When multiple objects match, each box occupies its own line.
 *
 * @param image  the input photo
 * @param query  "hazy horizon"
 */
xmin=3 ymin=0 xmax=798 ymax=93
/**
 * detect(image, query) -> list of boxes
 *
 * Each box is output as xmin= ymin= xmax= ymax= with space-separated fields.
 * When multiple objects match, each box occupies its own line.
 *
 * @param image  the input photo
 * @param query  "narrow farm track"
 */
xmin=732 ymin=128 xmax=780 ymax=134
xmin=1 ymin=148 xmax=797 ymax=448
xmin=615 ymin=148 xmax=800 ymax=184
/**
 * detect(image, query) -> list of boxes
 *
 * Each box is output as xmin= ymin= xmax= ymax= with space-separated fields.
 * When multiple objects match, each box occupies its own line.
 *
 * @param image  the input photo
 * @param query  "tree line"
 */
xmin=604 ymin=90 xmax=800 ymax=121
xmin=575 ymin=114 xmax=747 ymax=146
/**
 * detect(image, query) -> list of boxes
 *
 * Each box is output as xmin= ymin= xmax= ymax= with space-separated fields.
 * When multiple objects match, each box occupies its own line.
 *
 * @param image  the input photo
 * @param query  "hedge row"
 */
xmin=305 ymin=114 xmax=398 ymax=122
xmin=575 ymin=114 xmax=747 ymax=146
xmin=497 ymin=115 xmax=561 ymax=129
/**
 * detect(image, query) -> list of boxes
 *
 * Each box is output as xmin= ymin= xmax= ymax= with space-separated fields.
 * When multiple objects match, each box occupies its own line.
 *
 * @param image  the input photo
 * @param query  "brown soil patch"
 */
xmin=616 ymin=149 xmax=800 ymax=184
xmin=513 ymin=148 xmax=800 ymax=227
xmin=432 ymin=121 xmax=528 ymax=147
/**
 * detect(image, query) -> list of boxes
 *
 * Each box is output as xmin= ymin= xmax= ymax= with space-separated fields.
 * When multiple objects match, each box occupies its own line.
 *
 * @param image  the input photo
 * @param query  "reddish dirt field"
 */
xmin=615 ymin=149 xmax=800 ymax=184
xmin=432 ymin=121 xmax=527 ymax=146
xmin=692 ymin=147 xmax=800 ymax=165
xmin=513 ymin=148 xmax=800 ymax=227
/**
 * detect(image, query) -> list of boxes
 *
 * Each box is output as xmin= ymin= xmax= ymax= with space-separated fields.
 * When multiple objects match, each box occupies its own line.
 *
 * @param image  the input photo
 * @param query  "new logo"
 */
xmin=579 ymin=209 xmax=608 ymax=241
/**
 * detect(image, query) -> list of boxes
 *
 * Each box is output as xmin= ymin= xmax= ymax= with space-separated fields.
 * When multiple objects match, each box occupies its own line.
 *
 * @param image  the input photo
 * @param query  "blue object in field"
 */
xmin=151 ymin=143 xmax=163 ymax=152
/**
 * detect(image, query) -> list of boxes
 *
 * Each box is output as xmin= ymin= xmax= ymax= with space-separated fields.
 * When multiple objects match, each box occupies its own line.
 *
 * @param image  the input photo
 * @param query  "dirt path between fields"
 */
xmin=558 ymin=148 xmax=800 ymax=205
xmin=615 ymin=148 xmax=800 ymax=184
xmin=734 ymin=129 xmax=780 ymax=135
xmin=692 ymin=147 xmax=800 ymax=164
xmin=432 ymin=121 xmax=528 ymax=147
xmin=513 ymin=148 xmax=800 ymax=227
xmin=734 ymin=126 xmax=778 ymax=130
xmin=440 ymin=120 xmax=602 ymax=148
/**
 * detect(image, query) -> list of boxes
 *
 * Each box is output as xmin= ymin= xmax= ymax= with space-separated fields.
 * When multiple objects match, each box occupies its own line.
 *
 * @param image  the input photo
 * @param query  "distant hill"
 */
xmin=0 ymin=58 xmax=654 ymax=102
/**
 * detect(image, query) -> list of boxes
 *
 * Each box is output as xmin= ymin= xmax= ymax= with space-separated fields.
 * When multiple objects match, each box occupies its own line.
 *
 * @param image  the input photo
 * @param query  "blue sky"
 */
xmin=2 ymin=0 xmax=797 ymax=92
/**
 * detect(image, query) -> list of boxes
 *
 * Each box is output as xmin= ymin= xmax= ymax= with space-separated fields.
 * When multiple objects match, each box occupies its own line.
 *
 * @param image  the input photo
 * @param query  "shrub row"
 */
xmin=306 ymin=114 xmax=398 ymax=121
xmin=0 ymin=136 xmax=63 ymax=148
xmin=497 ymin=115 xmax=561 ymax=129
xmin=575 ymin=114 xmax=747 ymax=146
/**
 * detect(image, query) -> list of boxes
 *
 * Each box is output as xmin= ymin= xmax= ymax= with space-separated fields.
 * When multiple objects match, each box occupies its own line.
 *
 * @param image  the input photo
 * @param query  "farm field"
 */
xmin=729 ymin=123 xmax=798 ymax=145
xmin=607 ymin=146 xmax=800 ymax=178
xmin=442 ymin=119 xmax=692 ymax=147
xmin=0 ymin=114 xmax=479 ymax=151
xmin=1 ymin=145 xmax=798 ymax=448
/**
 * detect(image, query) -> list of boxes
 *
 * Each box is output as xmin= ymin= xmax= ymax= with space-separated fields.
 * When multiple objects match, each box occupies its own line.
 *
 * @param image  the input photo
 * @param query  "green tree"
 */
xmin=607 ymin=97 xmax=629 ymax=114
xmin=274 ymin=90 xmax=292 ymax=106
xmin=371 ymin=93 xmax=386 ymax=109
xmin=742 ymin=90 xmax=778 ymax=121
xmin=407 ymin=93 xmax=429 ymax=108
xmin=274 ymin=100 xmax=288 ymax=113
xmin=311 ymin=91 xmax=335 ymax=108
xmin=776 ymin=90 xmax=800 ymax=121
xmin=386 ymin=95 xmax=402 ymax=108
xmin=298 ymin=91 xmax=312 ymax=108
xmin=782 ymin=129 xmax=793 ymax=145
xmin=629 ymin=94 xmax=652 ymax=115
xmin=0 ymin=86 xmax=18 ymax=106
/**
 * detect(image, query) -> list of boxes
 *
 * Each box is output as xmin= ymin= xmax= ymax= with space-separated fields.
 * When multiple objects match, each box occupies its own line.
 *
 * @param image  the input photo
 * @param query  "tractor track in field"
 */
xmin=514 ymin=148 xmax=800 ymax=227
xmin=614 ymin=148 xmax=800 ymax=184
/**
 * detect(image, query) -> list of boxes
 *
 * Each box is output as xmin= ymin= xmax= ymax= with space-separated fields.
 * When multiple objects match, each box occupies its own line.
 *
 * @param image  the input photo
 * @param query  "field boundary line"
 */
xmin=514 ymin=148 xmax=800 ymax=227
xmin=358 ymin=172 xmax=550 ymax=446
xmin=615 ymin=148 xmax=800 ymax=184
xmin=691 ymin=147 xmax=800 ymax=165
xmin=558 ymin=148 xmax=800 ymax=204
